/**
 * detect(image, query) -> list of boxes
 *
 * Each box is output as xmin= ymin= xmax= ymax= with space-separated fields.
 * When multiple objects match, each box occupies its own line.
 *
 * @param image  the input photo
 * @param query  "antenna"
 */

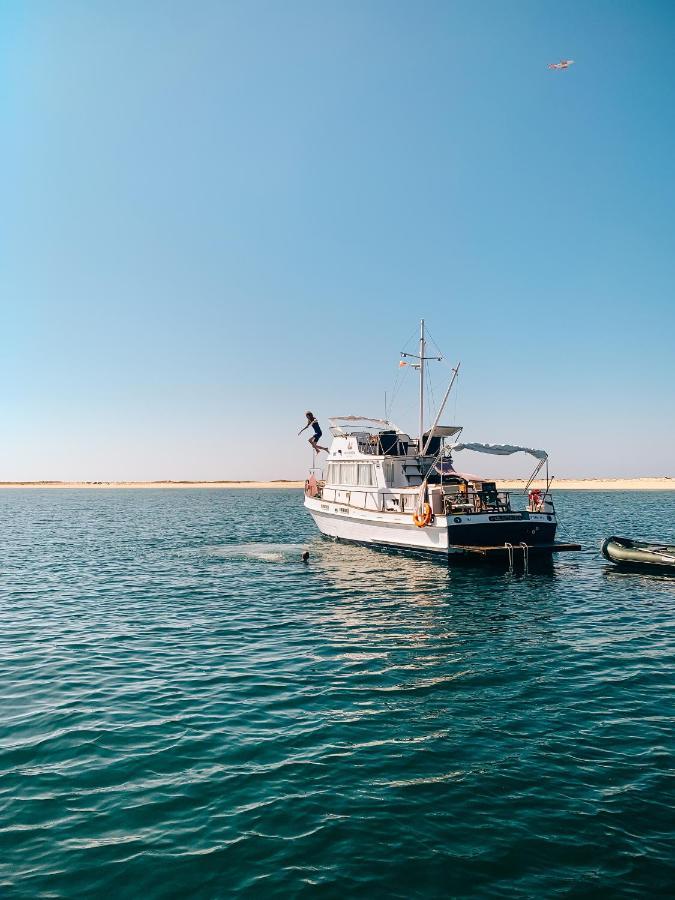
xmin=400 ymin=318 xmax=442 ymax=454
xmin=418 ymin=319 xmax=425 ymax=453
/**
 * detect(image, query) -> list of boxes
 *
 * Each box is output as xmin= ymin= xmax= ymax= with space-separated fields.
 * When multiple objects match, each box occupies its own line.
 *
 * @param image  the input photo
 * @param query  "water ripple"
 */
xmin=0 ymin=489 xmax=674 ymax=896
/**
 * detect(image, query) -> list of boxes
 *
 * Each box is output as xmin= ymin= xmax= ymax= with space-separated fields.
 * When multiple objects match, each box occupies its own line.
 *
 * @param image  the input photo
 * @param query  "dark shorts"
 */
xmin=311 ymin=428 xmax=322 ymax=441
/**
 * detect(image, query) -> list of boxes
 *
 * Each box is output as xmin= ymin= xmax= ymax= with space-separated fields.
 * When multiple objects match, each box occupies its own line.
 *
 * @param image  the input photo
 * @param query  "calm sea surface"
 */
xmin=1 ymin=489 xmax=673 ymax=897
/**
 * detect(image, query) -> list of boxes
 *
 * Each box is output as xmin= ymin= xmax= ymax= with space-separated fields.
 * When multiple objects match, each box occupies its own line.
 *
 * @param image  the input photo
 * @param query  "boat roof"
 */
xmin=328 ymin=416 xmax=403 ymax=436
xmin=451 ymin=442 xmax=548 ymax=461
xmin=426 ymin=425 xmax=463 ymax=438
xmin=328 ymin=417 xmax=462 ymax=439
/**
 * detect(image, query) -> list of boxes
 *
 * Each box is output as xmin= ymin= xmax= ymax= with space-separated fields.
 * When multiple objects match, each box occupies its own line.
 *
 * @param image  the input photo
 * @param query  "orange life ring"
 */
xmin=412 ymin=503 xmax=432 ymax=528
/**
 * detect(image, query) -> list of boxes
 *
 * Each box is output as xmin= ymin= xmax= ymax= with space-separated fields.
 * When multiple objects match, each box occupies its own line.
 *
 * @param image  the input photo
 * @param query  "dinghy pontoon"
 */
xmin=601 ymin=536 xmax=675 ymax=572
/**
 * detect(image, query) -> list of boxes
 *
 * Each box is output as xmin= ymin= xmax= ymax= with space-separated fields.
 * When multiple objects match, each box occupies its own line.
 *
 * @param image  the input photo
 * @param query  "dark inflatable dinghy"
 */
xmin=601 ymin=536 xmax=675 ymax=571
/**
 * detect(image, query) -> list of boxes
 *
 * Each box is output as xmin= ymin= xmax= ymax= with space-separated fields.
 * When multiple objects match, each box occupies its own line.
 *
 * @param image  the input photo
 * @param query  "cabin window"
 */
xmin=383 ymin=461 xmax=396 ymax=486
xmin=340 ymin=463 xmax=358 ymax=486
xmin=357 ymin=464 xmax=374 ymax=486
xmin=328 ymin=462 xmax=373 ymax=486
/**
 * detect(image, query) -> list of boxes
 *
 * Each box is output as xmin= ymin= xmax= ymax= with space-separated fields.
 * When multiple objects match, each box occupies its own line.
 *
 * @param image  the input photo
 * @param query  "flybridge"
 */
xmin=328 ymin=417 xmax=462 ymax=453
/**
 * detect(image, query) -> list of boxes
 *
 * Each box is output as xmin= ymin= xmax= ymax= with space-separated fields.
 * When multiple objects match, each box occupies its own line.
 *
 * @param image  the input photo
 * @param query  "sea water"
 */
xmin=0 ymin=489 xmax=673 ymax=897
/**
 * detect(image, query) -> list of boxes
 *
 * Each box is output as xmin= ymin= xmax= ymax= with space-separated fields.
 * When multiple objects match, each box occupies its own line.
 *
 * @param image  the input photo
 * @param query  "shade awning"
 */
xmin=424 ymin=425 xmax=463 ymax=438
xmin=451 ymin=442 xmax=548 ymax=461
xmin=329 ymin=416 xmax=391 ymax=425
xmin=328 ymin=416 xmax=403 ymax=436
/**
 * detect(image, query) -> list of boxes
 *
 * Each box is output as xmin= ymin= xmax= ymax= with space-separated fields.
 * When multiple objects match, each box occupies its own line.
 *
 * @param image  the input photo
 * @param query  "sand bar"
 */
xmin=496 ymin=478 xmax=674 ymax=491
xmin=0 ymin=478 xmax=673 ymax=490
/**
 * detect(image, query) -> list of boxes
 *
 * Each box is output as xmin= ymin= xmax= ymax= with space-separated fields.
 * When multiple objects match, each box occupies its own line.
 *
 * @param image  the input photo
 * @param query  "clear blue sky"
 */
xmin=2 ymin=0 xmax=674 ymax=480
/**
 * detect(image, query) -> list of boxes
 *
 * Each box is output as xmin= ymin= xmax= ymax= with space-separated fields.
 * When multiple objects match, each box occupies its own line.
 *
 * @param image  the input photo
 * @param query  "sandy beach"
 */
xmin=496 ymin=477 xmax=675 ymax=491
xmin=0 ymin=478 xmax=673 ymax=490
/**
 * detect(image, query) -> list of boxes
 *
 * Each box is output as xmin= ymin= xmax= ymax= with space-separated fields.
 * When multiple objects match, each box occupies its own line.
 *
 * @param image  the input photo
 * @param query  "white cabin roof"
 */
xmin=328 ymin=416 xmax=403 ymax=436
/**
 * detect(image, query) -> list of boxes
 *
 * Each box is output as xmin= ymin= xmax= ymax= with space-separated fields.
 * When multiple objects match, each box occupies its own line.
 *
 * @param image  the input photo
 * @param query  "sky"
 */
xmin=2 ymin=0 xmax=674 ymax=480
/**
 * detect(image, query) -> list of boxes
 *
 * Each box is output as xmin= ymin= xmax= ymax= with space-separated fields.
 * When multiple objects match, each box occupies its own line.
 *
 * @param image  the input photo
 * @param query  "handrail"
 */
xmin=317 ymin=483 xmax=553 ymax=516
xmin=307 ymin=493 xmax=425 ymax=517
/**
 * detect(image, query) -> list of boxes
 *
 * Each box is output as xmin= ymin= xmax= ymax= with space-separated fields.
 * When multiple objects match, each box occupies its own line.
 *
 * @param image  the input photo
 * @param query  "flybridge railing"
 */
xmin=357 ymin=438 xmax=410 ymax=456
xmin=351 ymin=433 xmax=416 ymax=456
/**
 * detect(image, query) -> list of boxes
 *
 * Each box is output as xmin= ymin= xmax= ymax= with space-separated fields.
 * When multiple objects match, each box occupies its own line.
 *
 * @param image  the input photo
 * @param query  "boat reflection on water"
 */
xmin=310 ymin=533 xmax=557 ymax=580
xmin=603 ymin=565 xmax=675 ymax=586
xmin=305 ymin=535 xmax=560 ymax=655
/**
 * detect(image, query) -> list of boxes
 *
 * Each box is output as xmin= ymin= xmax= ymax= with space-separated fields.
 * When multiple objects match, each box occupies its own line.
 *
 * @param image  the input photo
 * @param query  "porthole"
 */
xmin=454 ymin=517 xmax=462 ymax=524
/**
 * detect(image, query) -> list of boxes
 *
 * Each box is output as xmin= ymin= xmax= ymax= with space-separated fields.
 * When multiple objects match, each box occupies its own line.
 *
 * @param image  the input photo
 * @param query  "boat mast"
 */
xmin=418 ymin=319 xmax=425 ymax=454
xmin=400 ymin=319 xmax=441 ymax=453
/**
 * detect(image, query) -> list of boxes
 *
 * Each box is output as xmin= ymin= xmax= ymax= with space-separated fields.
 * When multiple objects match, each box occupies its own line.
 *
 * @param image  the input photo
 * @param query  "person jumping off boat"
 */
xmin=298 ymin=411 xmax=328 ymax=453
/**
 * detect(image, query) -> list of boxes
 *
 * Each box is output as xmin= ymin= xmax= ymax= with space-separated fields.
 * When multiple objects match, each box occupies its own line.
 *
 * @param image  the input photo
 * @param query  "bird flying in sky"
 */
xmin=548 ymin=59 xmax=575 ymax=70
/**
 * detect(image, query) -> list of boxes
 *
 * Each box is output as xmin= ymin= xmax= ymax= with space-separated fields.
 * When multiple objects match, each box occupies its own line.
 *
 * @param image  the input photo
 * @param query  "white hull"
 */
xmin=305 ymin=496 xmax=449 ymax=554
xmin=304 ymin=496 xmax=557 ymax=555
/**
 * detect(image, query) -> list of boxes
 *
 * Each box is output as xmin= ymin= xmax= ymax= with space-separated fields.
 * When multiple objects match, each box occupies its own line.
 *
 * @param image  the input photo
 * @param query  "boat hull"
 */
xmin=305 ymin=498 xmax=557 ymax=554
xmin=307 ymin=504 xmax=449 ymax=554
xmin=446 ymin=518 xmax=556 ymax=546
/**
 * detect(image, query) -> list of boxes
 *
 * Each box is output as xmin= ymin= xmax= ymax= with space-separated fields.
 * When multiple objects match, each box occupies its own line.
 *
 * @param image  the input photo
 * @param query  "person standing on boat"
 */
xmin=298 ymin=411 xmax=328 ymax=453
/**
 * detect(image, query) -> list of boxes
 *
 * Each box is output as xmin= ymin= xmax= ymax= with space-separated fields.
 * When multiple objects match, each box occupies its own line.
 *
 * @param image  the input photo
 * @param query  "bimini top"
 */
xmin=451 ymin=442 xmax=548 ymax=461
xmin=328 ymin=416 xmax=403 ymax=436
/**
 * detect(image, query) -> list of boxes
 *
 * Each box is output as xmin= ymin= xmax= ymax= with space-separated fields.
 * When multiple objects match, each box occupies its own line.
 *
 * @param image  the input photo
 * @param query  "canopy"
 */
xmin=328 ymin=416 xmax=403 ymax=436
xmin=451 ymin=442 xmax=548 ymax=461
xmin=329 ymin=416 xmax=391 ymax=425
xmin=425 ymin=425 xmax=462 ymax=438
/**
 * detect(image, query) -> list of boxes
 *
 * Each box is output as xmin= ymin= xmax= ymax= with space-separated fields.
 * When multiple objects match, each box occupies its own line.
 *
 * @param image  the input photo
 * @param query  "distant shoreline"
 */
xmin=0 ymin=480 xmax=306 ymax=489
xmin=498 ymin=477 xmax=674 ymax=491
xmin=0 ymin=478 xmax=673 ymax=490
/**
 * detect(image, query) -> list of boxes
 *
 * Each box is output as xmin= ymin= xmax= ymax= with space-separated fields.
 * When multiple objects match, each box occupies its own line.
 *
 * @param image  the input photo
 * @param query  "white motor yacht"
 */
xmin=303 ymin=321 xmax=578 ymax=562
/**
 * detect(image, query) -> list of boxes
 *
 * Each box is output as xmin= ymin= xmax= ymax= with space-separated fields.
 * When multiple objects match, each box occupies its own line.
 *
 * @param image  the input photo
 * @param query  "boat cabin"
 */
xmin=311 ymin=417 xmax=549 ymax=516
